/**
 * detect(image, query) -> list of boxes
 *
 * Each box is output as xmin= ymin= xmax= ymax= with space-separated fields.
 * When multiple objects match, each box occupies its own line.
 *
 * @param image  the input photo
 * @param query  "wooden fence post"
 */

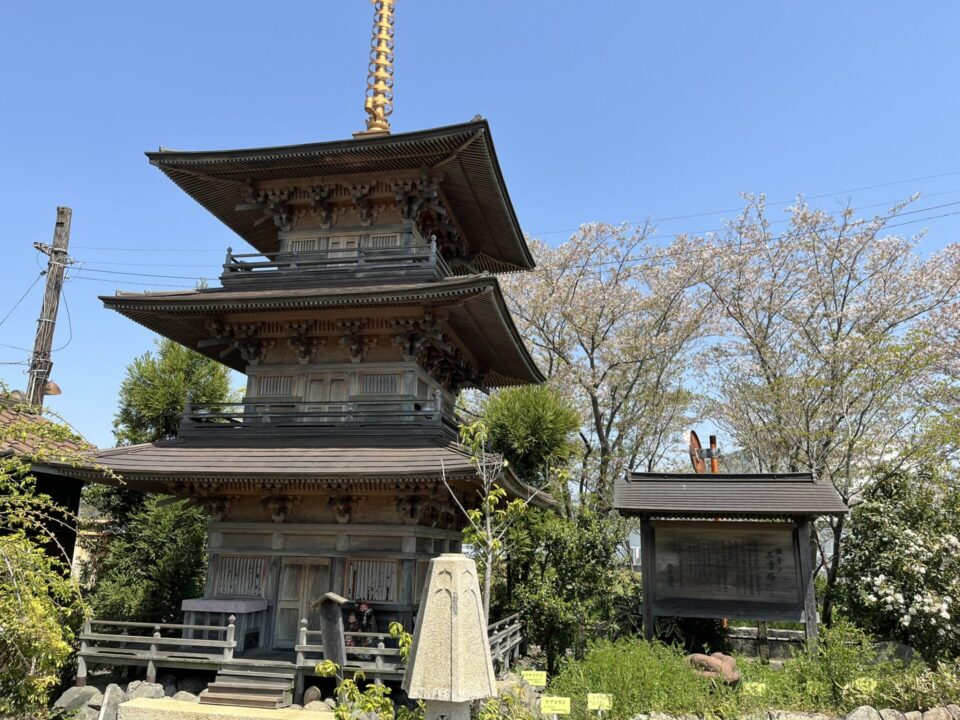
xmin=640 ymin=517 xmax=656 ymax=641
xmin=147 ymin=627 xmax=160 ymax=684
xmin=224 ymin=615 xmax=236 ymax=662
xmin=75 ymin=619 xmax=91 ymax=686
xmin=294 ymin=618 xmax=308 ymax=705
xmin=374 ymin=642 xmax=385 ymax=686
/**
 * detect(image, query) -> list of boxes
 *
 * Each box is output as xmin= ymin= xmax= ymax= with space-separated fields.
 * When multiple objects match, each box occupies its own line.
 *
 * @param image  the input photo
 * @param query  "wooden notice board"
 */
xmin=646 ymin=521 xmax=807 ymax=622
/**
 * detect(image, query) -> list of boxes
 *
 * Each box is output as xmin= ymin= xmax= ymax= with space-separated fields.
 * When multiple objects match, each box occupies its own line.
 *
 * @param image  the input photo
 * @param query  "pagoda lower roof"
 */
xmin=101 ymin=275 xmax=543 ymax=387
xmin=146 ymin=119 xmax=534 ymax=273
xmin=48 ymin=433 xmax=550 ymax=506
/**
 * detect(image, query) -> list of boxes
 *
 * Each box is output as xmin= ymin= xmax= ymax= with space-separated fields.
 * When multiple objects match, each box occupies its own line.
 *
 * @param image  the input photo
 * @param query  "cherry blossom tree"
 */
xmin=499 ymin=223 xmax=707 ymax=508
xmin=693 ymin=195 xmax=960 ymax=622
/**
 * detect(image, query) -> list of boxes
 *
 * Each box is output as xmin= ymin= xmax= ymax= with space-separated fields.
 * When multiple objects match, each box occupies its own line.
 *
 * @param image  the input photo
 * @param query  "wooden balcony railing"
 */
xmin=179 ymin=396 xmax=452 ymax=437
xmin=220 ymin=241 xmax=453 ymax=288
xmin=75 ymin=617 xmax=237 ymax=686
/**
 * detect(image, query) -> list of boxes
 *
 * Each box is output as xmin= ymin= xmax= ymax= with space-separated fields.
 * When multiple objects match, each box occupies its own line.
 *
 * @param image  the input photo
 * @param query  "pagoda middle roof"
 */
xmin=101 ymin=274 xmax=544 ymax=388
xmin=147 ymin=119 xmax=534 ymax=272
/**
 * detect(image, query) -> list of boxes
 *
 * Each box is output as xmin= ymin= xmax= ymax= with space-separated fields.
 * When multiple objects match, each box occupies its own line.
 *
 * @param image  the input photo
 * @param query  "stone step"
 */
xmin=199 ymin=690 xmax=283 ymax=709
xmin=208 ymin=679 xmax=294 ymax=693
xmin=216 ymin=667 xmax=297 ymax=680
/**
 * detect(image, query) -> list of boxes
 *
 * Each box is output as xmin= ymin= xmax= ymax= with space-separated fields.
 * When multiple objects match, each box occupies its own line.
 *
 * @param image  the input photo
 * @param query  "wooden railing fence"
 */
xmin=76 ymin=617 xmax=237 ymax=686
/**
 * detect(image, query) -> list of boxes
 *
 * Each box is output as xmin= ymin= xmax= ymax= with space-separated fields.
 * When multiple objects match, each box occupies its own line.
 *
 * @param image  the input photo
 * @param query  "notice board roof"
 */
xmin=614 ymin=472 xmax=848 ymax=519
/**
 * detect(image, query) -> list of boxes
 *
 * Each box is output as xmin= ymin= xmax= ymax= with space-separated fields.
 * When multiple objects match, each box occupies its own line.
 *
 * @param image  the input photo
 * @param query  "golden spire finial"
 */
xmin=361 ymin=0 xmax=395 ymax=135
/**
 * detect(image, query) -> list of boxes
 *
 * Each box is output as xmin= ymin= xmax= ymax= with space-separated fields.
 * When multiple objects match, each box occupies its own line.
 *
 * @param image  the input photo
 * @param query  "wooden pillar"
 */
xmin=640 ymin=517 xmax=656 ymax=641
xmin=147 ymin=627 xmax=160 ymax=684
xmin=796 ymin=519 xmax=819 ymax=653
xmin=317 ymin=592 xmax=348 ymax=670
xmin=756 ymin=621 xmax=769 ymax=661
xmin=75 ymin=619 xmax=90 ymax=686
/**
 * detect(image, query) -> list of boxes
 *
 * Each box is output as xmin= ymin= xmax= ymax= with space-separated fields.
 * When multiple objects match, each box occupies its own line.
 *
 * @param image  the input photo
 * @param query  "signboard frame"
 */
xmin=640 ymin=518 xmax=817 ymax=644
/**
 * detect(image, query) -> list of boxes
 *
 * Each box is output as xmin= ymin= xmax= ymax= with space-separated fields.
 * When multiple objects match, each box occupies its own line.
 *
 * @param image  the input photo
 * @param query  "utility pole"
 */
xmin=26 ymin=207 xmax=72 ymax=408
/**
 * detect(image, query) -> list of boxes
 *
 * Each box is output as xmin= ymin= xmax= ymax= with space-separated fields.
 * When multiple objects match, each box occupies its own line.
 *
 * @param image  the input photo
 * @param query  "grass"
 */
xmin=545 ymin=623 xmax=960 ymax=719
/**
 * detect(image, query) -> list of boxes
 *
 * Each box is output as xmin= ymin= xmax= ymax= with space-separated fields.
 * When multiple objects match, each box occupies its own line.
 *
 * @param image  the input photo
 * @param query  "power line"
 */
xmin=532 ymin=207 xmax=960 ymax=273
xmin=71 ymin=265 xmax=204 ymax=281
xmin=65 ymin=275 xmax=195 ymax=289
xmin=51 ymin=286 xmax=73 ymax=353
xmin=531 ymin=171 xmax=960 ymax=236
xmin=0 ymin=272 xmax=43 ymax=328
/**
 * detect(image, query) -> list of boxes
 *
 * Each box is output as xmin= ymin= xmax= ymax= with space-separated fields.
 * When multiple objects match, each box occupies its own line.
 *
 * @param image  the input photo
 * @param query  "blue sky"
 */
xmin=2 ymin=1 xmax=959 ymax=447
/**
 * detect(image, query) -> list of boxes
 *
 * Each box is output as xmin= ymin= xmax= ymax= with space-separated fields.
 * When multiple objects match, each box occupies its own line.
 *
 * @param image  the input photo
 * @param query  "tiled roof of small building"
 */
xmin=614 ymin=472 xmax=848 ymax=519
xmin=0 ymin=401 xmax=90 ymax=459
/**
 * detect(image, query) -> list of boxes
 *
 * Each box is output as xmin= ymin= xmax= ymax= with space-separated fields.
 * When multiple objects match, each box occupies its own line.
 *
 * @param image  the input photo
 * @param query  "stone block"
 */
xmin=118 ymin=697 xmax=334 ymax=720
xmin=879 ymin=711 xmax=907 ymax=720
xmin=402 ymin=554 xmax=496 ymax=703
xmin=905 ymin=713 xmax=923 ymax=720
xmin=172 ymin=692 xmax=199 ymax=703
xmin=97 ymin=684 xmax=126 ymax=720
xmin=303 ymin=686 xmax=323 ymax=705
xmin=55 ymin=686 xmax=104 ymax=711
xmin=923 ymin=709 xmax=953 ymax=720
xmin=847 ymin=709 xmax=881 ymax=720
xmin=945 ymin=705 xmax=960 ymax=720
xmin=769 ymin=712 xmax=835 ymax=720
xmin=126 ymin=681 xmax=166 ymax=700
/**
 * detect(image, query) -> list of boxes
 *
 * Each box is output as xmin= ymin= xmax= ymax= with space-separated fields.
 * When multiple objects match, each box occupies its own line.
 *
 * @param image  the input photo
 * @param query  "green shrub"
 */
xmin=547 ymin=623 xmax=960 ymax=720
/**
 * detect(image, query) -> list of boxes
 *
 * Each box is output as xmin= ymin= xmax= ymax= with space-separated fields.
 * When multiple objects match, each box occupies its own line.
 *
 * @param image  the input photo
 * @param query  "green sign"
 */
xmin=587 ymin=694 xmax=612 ymax=711
xmin=521 ymin=670 xmax=547 ymax=687
xmin=540 ymin=697 xmax=571 ymax=715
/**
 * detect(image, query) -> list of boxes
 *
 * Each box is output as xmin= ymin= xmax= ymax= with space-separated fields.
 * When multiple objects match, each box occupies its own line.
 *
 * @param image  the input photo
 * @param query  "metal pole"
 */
xmin=26 ymin=207 xmax=72 ymax=407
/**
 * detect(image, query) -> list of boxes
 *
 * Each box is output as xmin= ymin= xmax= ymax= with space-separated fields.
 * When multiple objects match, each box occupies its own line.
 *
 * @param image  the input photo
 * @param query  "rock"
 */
xmin=945 ymin=706 xmax=960 ymax=720
xmin=84 ymin=707 xmax=100 ymax=720
xmin=177 ymin=677 xmax=207 ymax=695
xmin=157 ymin=673 xmax=177 ymax=696
xmin=289 ymin=705 xmax=302 ymax=711
xmin=648 ymin=713 xmax=675 ymax=720
xmin=97 ymin=684 xmax=126 ymax=720
xmin=303 ymin=686 xmax=323 ymax=705
xmin=125 ymin=680 xmax=166 ymax=700
xmin=847 ymin=708 xmax=882 ymax=720
xmin=54 ymin=686 xmax=104 ymax=711
xmin=906 ymin=713 xmax=923 ymax=720
xmin=923 ymin=709 xmax=953 ymax=720
xmin=172 ymin=691 xmax=199 ymax=703
xmin=879 ymin=711 xmax=907 ymax=720
xmin=305 ymin=701 xmax=329 ymax=711
xmin=769 ymin=712 xmax=835 ymax=720
xmin=325 ymin=698 xmax=338 ymax=710
xmin=686 ymin=652 xmax=740 ymax=684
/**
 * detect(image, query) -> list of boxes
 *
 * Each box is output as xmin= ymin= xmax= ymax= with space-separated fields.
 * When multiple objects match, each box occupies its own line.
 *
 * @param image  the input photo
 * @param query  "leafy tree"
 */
xmin=838 ymin=465 xmax=960 ymax=662
xmin=88 ymin=495 xmax=208 ymax=623
xmin=113 ymin=337 xmax=232 ymax=445
xmin=442 ymin=421 xmax=534 ymax=622
xmin=0 ymin=390 xmax=90 ymax=717
xmin=502 ymin=506 xmax=633 ymax=674
xmin=694 ymin=195 xmax=960 ymax=622
xmin=483 ymin=385 xmax=581 ymax=514
xmin=500 ymin=224 xmax=706 ymax=509
xmin=84 ymin=337 xmax=232 ymax=621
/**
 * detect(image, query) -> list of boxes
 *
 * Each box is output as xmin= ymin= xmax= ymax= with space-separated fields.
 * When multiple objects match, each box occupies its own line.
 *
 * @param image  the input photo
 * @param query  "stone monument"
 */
xmin=402 ymin=554 xmax=497 ymax=720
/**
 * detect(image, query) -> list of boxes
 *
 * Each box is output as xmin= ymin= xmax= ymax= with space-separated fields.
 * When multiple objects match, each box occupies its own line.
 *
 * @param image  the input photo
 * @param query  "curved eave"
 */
xmin=146 ymin=119 xmax=535 ymax=273
xmin=100 ymin=275 xmax=544 ymax=388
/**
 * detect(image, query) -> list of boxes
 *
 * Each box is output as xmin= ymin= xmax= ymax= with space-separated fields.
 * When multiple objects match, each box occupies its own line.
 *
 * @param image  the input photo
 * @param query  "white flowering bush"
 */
xmin=839 ymin=467 xmax=960 ymax=661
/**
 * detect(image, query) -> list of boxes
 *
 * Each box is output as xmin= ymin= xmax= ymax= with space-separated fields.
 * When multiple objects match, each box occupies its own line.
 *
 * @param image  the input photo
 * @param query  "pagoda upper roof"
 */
xmin=147 ymin=119 xmax=534 ymax=272
xmin=100 ymin=274 xmax=544 ymax=388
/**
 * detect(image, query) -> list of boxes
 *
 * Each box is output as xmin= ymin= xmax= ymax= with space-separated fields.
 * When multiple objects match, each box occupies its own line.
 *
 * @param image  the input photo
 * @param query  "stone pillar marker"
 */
xmin=402 ymin=553 xmax=497 ymax=720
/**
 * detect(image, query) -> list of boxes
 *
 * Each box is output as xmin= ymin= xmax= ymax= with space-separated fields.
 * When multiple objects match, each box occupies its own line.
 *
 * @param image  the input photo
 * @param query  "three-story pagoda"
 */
xmin=76 ymin=105 xmax=542 ymax=650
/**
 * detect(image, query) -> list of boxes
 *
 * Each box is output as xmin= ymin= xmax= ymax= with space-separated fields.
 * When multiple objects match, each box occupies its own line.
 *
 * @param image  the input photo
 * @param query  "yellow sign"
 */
xmin=540 ymin=697 xmax=571 ymax=715
xmin=587 ymin=694 xmax=612 ymax=711
xmin=521 ymin=670 xmax=547 ymax=687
